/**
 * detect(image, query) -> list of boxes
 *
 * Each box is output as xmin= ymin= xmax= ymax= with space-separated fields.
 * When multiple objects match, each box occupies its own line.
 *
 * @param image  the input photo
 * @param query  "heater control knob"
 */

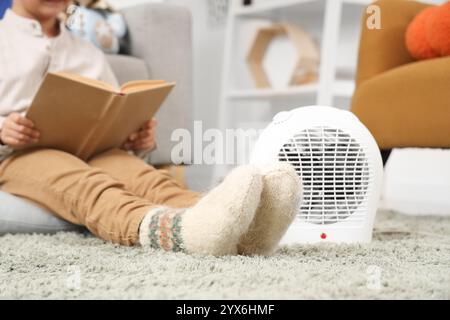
xmin=273 ymin=111 xmax=292 ymax=124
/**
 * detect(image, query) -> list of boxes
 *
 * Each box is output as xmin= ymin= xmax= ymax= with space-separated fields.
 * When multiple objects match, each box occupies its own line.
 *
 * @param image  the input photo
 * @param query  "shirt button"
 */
xmin=31 ymin=22 xmax=42 ymax=36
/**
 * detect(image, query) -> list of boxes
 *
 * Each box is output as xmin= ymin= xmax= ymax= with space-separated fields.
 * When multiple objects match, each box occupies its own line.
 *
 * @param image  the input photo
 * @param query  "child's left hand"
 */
xmin=122 ymin=118 xmax=157 ymax=152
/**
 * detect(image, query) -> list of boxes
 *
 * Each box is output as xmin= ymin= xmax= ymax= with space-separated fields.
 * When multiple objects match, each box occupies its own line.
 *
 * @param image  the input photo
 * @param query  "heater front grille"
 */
xmin=278 ymin=126 xmax=372 ymax=225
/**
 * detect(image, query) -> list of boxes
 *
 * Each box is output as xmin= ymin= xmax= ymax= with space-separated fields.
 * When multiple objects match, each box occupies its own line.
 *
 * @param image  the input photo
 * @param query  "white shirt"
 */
xmin=0 ymin=9 xmax=119 ymax=161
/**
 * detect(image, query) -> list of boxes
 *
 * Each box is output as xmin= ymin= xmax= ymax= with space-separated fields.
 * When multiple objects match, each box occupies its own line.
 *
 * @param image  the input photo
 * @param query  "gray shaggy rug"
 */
xmin=0 ymin=211 xmax=449 ymax=300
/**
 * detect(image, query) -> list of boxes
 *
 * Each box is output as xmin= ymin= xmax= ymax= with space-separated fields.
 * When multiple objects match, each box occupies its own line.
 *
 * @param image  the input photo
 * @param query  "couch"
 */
xmin=0 ymin=3 xmax=193 ymax=235
xmin=351 ymin=0 xmax=450 ymax=163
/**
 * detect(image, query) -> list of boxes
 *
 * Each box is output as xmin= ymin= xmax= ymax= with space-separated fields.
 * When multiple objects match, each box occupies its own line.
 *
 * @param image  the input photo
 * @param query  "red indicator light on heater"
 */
xmin=320 ymin=233 xmax=327 ymax=240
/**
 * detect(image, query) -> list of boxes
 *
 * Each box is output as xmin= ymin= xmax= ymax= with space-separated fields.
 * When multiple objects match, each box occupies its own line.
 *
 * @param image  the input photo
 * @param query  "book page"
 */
xmin=120 ymin=80 xmax=169 ymax=94
xmin=54 ymin=72 xmax=117 ymax=92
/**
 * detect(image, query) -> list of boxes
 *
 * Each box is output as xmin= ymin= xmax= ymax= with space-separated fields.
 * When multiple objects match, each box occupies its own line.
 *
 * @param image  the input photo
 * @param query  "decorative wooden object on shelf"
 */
xmin=246 ymin=23 xmax=320 ymax=88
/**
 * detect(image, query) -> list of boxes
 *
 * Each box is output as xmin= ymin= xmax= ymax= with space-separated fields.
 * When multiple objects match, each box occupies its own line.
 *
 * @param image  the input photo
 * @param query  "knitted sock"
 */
xmin=238 ymin=163 xmax=302 ymax=256
xmin=139 ymin=165 xmax=263 ymax=256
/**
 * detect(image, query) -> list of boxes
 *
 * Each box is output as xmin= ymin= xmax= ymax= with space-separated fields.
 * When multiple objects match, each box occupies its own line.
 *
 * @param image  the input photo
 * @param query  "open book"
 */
xmin=24 ymin=72 xmax=175 ymax=160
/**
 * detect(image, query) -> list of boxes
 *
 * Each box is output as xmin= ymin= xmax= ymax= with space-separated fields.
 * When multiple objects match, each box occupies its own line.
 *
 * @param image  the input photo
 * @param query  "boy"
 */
xmin=0 ymin=0 xmax=301 ymax=256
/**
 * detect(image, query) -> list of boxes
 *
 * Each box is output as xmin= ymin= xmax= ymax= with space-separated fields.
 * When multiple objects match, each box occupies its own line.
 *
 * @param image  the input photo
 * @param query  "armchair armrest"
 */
xmin=121 ymin=4 xmax=193 ymax=165
xmin=351 ymin=56 xmax=450 ymax=149
xmin=356 ymin=0 xmax=432 ymax=87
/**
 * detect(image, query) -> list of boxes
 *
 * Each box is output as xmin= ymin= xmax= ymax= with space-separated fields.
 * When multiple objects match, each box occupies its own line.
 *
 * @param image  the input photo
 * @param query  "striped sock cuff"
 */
xmin=139 ymin=207 xmax=187 ymax=252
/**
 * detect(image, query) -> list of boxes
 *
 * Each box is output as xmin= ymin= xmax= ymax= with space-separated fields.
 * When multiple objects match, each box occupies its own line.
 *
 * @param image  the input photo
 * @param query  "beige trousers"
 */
xmin=0 ymin=148 xmax=200 ymax=246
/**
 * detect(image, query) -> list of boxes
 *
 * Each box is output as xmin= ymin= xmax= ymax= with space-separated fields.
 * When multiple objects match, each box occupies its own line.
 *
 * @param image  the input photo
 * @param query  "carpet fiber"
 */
xmin=0 ymin=211 xmax=449 ymax=299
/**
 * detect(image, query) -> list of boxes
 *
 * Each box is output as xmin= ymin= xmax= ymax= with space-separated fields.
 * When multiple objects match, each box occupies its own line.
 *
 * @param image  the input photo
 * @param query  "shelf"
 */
xmin=234 ymin=0 xmax=371 ymax=18
xmin=227 ymin=84 xmax=318 ymax=100
xmin=227 ymin=80 xmax=354 ymax=100
xmin=234 ymin=0 xmax=318 ymax=17
xmin=341 ymin=0 xmax=372 ymax=5
xmin=333 ymin=80 xmax=355 ymax=97
xmin=215 ymin=0 xmax=369 ymax=182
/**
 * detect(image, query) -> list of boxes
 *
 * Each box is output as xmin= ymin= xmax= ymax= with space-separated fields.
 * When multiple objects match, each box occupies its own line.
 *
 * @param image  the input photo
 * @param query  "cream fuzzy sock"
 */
xmin=139 ymin=165 xmax=263 ymax=256
xmin=238 ymin=163 xmax=302 ymax=256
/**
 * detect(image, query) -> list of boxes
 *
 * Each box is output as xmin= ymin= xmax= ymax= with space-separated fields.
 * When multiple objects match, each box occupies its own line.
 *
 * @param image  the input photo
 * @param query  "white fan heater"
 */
xmin=250 ymin=106 xmax=383 ymax=244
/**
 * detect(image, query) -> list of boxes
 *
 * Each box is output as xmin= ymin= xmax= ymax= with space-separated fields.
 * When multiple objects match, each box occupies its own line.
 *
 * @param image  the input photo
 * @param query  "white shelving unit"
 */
xmin=214 ymin=0 xmax=371 ymax=182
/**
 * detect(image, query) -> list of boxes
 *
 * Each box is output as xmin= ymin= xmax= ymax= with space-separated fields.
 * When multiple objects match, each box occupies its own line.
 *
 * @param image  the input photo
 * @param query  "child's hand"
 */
xmin=122 ymin=118 xmax=157 ymax=152
xmin=0 ymin=113 xmax=40 ymax=148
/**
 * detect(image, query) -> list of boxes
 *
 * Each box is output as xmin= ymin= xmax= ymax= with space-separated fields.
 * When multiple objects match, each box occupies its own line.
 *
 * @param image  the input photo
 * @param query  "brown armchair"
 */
xmin=351 ymin=0 xmax=450 ymax=163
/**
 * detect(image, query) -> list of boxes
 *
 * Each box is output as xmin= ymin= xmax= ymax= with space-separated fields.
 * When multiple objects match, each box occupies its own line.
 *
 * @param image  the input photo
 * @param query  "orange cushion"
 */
xmin=428 ymin=2 xmax=450 ymax=56
xmin=406 ymin=2 xmax=450 ymax=60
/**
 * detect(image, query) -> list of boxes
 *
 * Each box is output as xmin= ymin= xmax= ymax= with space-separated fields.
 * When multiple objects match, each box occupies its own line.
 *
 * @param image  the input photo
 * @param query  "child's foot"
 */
xmin=139 ymin=165 xmax=263 ymax=256
xmin=238 ymin=163 xmax=302 ymax=256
